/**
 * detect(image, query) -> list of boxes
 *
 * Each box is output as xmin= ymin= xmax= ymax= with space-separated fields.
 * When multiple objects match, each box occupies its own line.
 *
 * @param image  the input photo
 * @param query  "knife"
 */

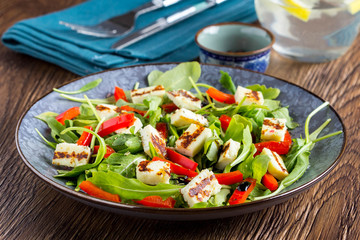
xmin=112 ymin=0 xmax=227 ymax=50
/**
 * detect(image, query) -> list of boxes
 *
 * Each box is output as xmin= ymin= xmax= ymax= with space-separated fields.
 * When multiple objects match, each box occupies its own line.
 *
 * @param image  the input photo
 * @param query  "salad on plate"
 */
xmin=35 ymin=62 xmax=342 ymax=209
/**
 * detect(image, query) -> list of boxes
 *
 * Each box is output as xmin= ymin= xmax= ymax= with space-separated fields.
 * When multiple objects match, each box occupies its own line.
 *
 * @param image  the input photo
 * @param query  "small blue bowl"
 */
xmin=195 ymin=22 xmax=275 ymax=72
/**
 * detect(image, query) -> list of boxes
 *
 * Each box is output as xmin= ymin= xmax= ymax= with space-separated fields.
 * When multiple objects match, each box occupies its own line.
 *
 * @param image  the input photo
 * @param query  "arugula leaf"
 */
xmin=224 ymin=115 xmax=252 ymax=142
xmin=149 ymin=62 xmax=201 ymax=91
xmin=219 ymin=70 xmax=236 ymax=94
xmin=143 ymin=96 xmax=163 ymax=127
xmin=237 ymin=145 xmax=257 ymax=179
xmin=100 ymin=153 xmax=146 ymax=178
xmin=147 ymin=70 xmax=163 ymax=86
xmin=60 ymin=94 xmax=115 ymax=105
xmin=252 ymin=154 xmax=271 ymax=182
xmin=271 ymin=107 xmax=299 ymax=129
xmin=36 ymin=113 xmax=78 ymax=143
xmin=105 ymin=134 xmax=143 ymax=153
xmin=246 ymin=84 xmax=280 ymax=100
xmin=224 ymin=126 xmax=253 ymax=172
xmin=88 ymin=171 xmax=183 ymax=200
xmin=53 ymin=78 xmax=102 ymax=95
xmin=35 ymin=128 xmax=57 ymax=149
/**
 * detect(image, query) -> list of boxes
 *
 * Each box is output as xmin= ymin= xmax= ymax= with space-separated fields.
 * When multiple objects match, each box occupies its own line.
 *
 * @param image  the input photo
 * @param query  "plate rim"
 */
xmin=15 ymin=62 xmax=347 ymax=216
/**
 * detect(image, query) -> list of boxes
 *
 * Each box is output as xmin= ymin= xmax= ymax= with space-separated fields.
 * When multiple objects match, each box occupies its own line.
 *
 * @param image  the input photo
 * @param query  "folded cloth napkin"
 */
xmin=2 ymin=0 xmax=257 ymax=76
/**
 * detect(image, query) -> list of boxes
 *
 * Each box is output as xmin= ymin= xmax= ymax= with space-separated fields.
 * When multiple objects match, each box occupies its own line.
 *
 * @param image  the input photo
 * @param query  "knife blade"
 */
xmin=111 ymin=0 xmax=227 ymax=50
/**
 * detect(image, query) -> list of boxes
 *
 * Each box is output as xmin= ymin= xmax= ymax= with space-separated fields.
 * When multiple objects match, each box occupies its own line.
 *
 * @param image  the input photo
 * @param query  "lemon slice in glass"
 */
xmin=281 ymin=0 xmax=316 ymax=22
xmin=346 ymin=0 xmax=360 ymax=14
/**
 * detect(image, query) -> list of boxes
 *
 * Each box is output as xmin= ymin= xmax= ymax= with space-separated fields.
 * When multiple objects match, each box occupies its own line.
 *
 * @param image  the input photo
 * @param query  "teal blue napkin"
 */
xmin=2 ymin=0 xmax=257 ymax=76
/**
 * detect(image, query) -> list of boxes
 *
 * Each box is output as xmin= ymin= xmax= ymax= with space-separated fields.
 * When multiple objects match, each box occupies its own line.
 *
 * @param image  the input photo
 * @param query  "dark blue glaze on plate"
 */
xmin=15 ymin=63 xmax=346 ymax=221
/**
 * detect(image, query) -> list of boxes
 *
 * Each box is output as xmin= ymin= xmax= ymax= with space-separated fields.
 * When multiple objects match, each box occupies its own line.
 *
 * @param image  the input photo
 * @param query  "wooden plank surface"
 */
xmin=1 ymin=1 xmax=359 ymax=239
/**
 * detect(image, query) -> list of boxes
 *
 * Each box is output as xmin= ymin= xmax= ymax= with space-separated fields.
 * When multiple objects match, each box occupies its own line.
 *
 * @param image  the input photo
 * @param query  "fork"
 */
xmin=59 ymin=0 xmax=182 ymax=38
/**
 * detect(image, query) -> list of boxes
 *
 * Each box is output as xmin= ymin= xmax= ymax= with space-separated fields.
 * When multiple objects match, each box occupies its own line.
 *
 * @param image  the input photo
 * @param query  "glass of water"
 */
xmin=255 ymin=0 xmax=360 ymax=62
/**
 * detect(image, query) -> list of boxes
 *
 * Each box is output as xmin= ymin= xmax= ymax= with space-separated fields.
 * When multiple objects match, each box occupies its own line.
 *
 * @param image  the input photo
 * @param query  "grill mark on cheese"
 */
xmin=245 ymin=90 xmax=261 ymax=101
xmin=263 ymin=119 xmax=284 ymax=130
xmin=138 ymin=160 xmax=152 ymax=172
xmin=95 ymin=105 xmax=122 ymax=113
xmin=53 ymin=151 xmax=89 ymax=160
xmin=188 ymin=174 xmax=215 ymax=201
xmin=168 ymin=90 xmax=200 ymax=102
xmin=271 ymin=151 xmax=287 ymax=173
xmin=151 ymin=134 xmax=167 ymax=157
xmin=179 ymin=125 xmax=205 ymax=149
xmin=131 ymin=85 xmax=164 ymax=97
xmin=221 ymin=142 xmax=230 ymax=155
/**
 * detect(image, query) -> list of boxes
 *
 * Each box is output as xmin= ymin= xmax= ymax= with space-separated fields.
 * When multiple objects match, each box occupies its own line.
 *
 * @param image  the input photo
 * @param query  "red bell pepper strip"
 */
xmin=120 ymin=105 xmax=147 ymax=116
xmin=114 ymin=86 xmax=127 ymax=102
xmin=93 ymin=145 xmax=115 ymax=158
xmin=206 ymin=87 xmax=235 ymax=104
xmin=219 ymin=115 xmax=232 ymax=132
xmin=135 ymin=196 xmax=176 ymax=208
xmin=228 ymin=178 xmax=256 ymax=205
xmin=215 ymin=171 xmax=243 ymax=185
xmin=55 ymin=107 xmax=80 ymax=125
xmin=261 ymin=172 xmax=279 ymax=191
xmin=156 ymin=122 xmax=168 ymax=140
xmin=166 ymin=148 xmax=198 ymax=171
xmin=97 ymin=113 xmax=135 ymax=137
xmin=79 ymin=181 xmax=121 ymax=203
xmin=77 ymin=126 xmax=93 ymax=146
xmin=161 ymin=103 xmax=179 ymax=113
xmin=254 ymin=130 xmax=292 ymax=155
xmin=152 ymin=157 xmax=198 ymax=178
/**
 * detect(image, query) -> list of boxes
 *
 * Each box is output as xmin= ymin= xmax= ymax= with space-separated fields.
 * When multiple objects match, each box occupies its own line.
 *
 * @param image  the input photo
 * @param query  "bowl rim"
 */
xmin=195 ymin=22 xmax=275 ymax=57
xmin=15 ymin=62 xmax=346 ymax=218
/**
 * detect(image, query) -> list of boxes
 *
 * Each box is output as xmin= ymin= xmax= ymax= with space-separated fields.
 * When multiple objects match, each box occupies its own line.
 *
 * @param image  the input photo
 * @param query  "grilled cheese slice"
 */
xmin=136 ymin=160 xmax=171 ymax=185
xmin=234 ymin=86 xmax=264 ymax=105
xmin=131 ymin=85 xmax=165 ymax=104
xmin=167 ymin=89 xmax=201 ymax=111
xmin=170 ymin=108 xmax=208 ymax=127
xmin=52 ymin=143 xmax=91 ymax=167
xmin=140 ymin=125 xmax=167 ymax=158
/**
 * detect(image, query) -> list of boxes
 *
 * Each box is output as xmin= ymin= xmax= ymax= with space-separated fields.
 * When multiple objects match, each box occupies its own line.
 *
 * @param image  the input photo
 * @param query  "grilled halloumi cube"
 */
xmin=175 ymin=124 xmax=212 ymax=157
xmin=95 ymin=104 xmax=122 ymax=120
xmin=215 ymin=139 xmax=241 ymax=170
xmin=261 ymin=118 xmax=287 ymax=142
xmin=181 ymin=169 xmax=221 ymax=207
xmin=166 ymin=89 xmax=201 ymax=111
xmin=170 ymin=108 xmax=208 ymax=127
xmin=131 ymin=85 xmax=165 ymax=104
xmin=261 ymin=148 xmax=289 ymax=180
xmin=140 ymin=125 xmax=167 ymax=158
xmin=234 ymin=86 xmax=264 ymax=105
xmin=115 ymin=117 xmax=143 ymax=134
xmin=136 ymin=160 xmax=171 ymax=185
xmin=52 ymin=143 xmax=91 ymax=167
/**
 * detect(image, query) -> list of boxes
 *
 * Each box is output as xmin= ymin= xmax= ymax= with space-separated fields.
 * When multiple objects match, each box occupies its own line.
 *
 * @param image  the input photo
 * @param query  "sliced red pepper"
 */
xmin=79 ymin=180 xmax=121 ymax=203
xmin=97 ymin=113 xmax=135 ymax=137
xmin=156 ymin=122 xmax=168 ymax=140
xmin=114 ymin=86 xmax=127 ymax=102
xmin=152 ymin=157 xmax=198 ymax=178
xmin=254 ymin=130 xmax=292 ymax=156
xmin=93 ymin=145 xmax=115 ymax=158
xmin=228 ymin=178 xmax=256 ymax=205
xmin=166 ymin=148 xmax=198 ymax=171
xmin=135 ymin=196 xmax=176 ymax=208
xmin=77 ymin=126 xmax=93 ymax=146
xmin=206 ymin=87 xmax=235 ymax=104
xmin=219 ymin=115 xmax=232 ymax=132
xmin=161 ymin=103 xmax=179 ymax=113
xmin=261 ymin=172 xmax=278 ymax=191
xmin=120 ymin=105 xmax=147 ymax=116
xmin=215 ymin=171 xmax=243 ymax=185
xmin=55 ymin=107 xmax=80 ymax=125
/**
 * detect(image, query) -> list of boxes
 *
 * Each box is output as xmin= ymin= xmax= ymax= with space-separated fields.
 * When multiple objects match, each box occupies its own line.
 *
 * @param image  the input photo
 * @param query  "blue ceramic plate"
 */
xmin=16 ymin=63 xmax=346 ymax=221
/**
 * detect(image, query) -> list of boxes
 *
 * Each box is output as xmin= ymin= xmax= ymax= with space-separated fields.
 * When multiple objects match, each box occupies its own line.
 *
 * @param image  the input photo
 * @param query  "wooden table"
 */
xmin=1 ymin=1 xmax=359 ymax=239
